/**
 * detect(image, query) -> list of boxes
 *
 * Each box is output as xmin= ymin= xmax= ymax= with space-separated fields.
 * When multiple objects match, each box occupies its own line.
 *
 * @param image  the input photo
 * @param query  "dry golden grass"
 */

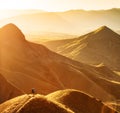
xmin=18 ymin=95 xmax=73 ymax=113
xmin=47 ymin=89 xmax=117 ymax=113
xmin=0 ymin=94 xmax=73 ymax=113
xmin=0 ymin=90 xmax=117 ymax=113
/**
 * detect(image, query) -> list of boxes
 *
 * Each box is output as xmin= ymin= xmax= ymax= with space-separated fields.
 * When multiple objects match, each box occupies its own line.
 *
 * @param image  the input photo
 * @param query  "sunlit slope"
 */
xmin=44 ymin=26 xmax=120 ymax=71
xmin=0 ymin=94 xmax=73 ymax=113
xmin=47 ymin=89 xmax=117 ymax=113
xmin=0 ymin=23 xmax=120 ymax=102
xmin=0 ymin=90 xmax=117 ymax=113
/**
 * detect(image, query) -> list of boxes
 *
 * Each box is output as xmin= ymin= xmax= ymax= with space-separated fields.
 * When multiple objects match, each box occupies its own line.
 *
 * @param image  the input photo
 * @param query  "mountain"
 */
xmin=0 ymin=8 xmax=119 ymax=35
xmin=0 ymin=90 xmax=117 ymax=113
xmin=44 ymin=26 xmax=120 ymax=71
xmin=0 ymin=74 xmax=23 ymax=103
xmin=0 ymin=94 xmax=73 ymax=113
xmin=0 ymin=23 xmax=25 ymax=42
xmin=1 ymin=23 xmax=120 ymax=103
xmin=47 ymin=89 xmax=117 ymax=113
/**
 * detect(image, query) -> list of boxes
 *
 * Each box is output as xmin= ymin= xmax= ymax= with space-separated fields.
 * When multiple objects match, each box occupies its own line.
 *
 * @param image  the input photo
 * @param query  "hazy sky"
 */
xmin=0 ymin=0 xmax=120 ymax=11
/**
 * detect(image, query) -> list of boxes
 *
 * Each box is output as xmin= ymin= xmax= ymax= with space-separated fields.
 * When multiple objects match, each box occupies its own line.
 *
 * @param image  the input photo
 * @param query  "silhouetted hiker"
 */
xmin=31 ymin=88 xmax=35 ymax=94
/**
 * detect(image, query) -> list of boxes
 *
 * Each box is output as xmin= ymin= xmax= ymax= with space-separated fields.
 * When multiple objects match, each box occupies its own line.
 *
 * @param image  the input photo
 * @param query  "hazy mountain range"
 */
xmin=0 ymin=9 xmax=45 ymax=20
xmin=0 ymin=8 xmax=119 ymax=35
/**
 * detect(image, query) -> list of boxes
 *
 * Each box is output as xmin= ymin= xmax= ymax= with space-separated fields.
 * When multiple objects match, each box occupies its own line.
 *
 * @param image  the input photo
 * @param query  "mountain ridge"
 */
xmin=0 ymin=90 xmax=117 ymax=113
xmin=44 ymin=26 xmax=120 ymax=71
xmin=0 ymin=23 xmax=120 ymax=103
xmin=47 ymin=89 xmax=117 ymax=113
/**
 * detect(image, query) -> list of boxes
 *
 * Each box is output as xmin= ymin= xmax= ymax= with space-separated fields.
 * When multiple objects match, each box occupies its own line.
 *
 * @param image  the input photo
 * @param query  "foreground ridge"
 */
xmin=0 ymin=89 xmax=118 ymax=113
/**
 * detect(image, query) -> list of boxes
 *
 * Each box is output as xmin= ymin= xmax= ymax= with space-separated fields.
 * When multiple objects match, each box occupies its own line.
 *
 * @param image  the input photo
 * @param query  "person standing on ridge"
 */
xmin=31 ymin=88 xmax=35 ymax=95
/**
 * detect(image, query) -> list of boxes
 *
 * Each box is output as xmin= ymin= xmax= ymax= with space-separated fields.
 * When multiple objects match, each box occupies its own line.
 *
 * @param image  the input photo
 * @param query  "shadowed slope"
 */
xmin=0 ymin=74 xmax=23 ymax=104
xmin=44 ymin=26 xmax=120 ymax=71
xmin=47 ymin=89 xmax=117 ymax=113
xmin=0 ymin=94 xmax=73 ymax=113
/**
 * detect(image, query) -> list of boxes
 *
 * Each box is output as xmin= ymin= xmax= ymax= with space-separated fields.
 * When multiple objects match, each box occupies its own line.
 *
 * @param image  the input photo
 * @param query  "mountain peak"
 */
xmin=2 ymin=23 xmax=19 ymax=29
xmin=0 ymin=23 xmax=25 ymax=43
xmin=100 ymin=25 xmax=109 ymax=29
xmin=94 ymin=25 xmax=113 ymax=34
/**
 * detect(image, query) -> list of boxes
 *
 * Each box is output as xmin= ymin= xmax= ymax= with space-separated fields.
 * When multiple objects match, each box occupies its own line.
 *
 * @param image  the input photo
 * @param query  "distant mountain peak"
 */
xmin=94 ymin=25 xmax=113 ymax=34
xmin=2 ymin=23 xmax=19 ymax=28
xmin=99 ymin=25 xmax=109 ymax=30
xmin=0 ymin=23 xmax=25 ymax=43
